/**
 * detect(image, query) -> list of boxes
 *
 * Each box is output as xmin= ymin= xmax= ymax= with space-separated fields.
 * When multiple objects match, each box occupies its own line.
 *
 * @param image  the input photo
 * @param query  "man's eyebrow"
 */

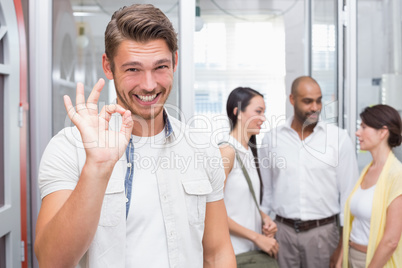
xmin=121 ymin=59 xmax=171 ymax=68
xmin=121 ymin=61 xmax=143 ymax=68
xmin=302 ymin=96 xmax=322 ymax=101
xmin=154 ymin=58 xmax=171 ymax=65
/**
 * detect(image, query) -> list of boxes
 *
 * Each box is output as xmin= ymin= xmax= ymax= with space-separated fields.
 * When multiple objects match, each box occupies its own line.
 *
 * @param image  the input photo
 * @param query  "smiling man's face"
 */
xmin=291 ymin=80 xmax=322 ymax=126
xmin=103 ymin=39 xmax=177 ymax=122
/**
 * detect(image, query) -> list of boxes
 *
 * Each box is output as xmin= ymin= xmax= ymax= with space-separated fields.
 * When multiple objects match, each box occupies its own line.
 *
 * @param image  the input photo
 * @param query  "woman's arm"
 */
xmin=219 ymin=144 xmax=235 ymax=184
xmin=368 ymin=195 xmax=402 ymax=268
xmin=219 ymin=144 xmax=279 ymax=258
xmin=227 ymin=216 xmax=279 ymax=258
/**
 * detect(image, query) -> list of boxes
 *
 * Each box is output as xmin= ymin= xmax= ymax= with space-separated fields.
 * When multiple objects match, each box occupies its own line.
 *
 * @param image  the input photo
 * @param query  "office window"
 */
xmin=311 ymin=0 xmax=337 ymax=122
xmin=194 ymin=15 xmax=286 ymax=142
xmin=312 ymin=24 xmax=336 ymax=100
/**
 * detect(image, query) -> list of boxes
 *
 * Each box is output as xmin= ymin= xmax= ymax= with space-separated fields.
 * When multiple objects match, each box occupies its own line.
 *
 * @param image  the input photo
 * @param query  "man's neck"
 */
xmin=131 ymin=114 xmax=165 ymax=137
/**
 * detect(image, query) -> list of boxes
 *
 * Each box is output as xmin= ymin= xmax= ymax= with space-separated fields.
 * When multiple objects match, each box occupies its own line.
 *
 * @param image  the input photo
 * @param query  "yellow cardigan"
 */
xmin=343 ymin=152 xmax=402 ymax=268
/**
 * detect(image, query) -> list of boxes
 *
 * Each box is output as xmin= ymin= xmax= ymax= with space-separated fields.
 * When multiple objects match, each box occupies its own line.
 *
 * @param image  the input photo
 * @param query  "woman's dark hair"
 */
xmin=226 ymin=87 xmax=264 ymax=202
xmin=360 ymin=104 xmax=402 ymax=148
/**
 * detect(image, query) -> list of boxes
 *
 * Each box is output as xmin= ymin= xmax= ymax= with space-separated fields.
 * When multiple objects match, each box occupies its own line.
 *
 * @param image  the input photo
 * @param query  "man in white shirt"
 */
xmin=259 ymin=76 xmax=358 ymax=268
xmin=34 ymin=4 xmax=236 ymax=268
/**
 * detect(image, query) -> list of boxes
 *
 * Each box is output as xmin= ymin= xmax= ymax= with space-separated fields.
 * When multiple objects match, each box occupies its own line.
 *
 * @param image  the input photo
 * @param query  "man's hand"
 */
xmin=64 ymin=79 xmax=133 ymax=167
xmin=330 ymin=246 xmax=342 ymax=268
xmin=330 ymin=228 xmax=343 ymax=268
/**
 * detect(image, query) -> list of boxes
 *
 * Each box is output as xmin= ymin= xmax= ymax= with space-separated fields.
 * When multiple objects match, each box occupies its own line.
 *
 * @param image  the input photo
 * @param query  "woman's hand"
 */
xmin=253 ymin=234 xmax=279 ymax=258
xmin=261 ymin=211 xmax=277 ymax=237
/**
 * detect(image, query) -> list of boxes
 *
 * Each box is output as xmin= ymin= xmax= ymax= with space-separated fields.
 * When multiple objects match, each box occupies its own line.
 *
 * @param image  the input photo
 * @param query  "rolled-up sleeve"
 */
xmin=205 ymin=142 xmax=225 ymax=202
xmin=38 ymin=127 xmax=82 ymax=199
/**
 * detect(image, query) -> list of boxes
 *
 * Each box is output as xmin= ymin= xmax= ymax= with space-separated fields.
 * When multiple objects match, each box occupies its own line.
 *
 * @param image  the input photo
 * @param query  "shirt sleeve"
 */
xmin=336 ymin=130 xmax=359 ymax=226
xmin=259 ymin=132 xmax=273 ymax=215
xmin=205 ymin=141 xmax=225 ymax=203
xmin=38 ymin=127 xmax=82 ymax=199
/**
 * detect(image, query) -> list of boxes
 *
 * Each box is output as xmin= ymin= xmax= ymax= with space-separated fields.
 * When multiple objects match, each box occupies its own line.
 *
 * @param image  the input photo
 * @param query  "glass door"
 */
xmin=356 ymin=0 xmax=402 ymax=169
xmin=311 ymin=0 xmax=338 ymax=124
xmin=0 ymin=0 xmax=22 ymax=267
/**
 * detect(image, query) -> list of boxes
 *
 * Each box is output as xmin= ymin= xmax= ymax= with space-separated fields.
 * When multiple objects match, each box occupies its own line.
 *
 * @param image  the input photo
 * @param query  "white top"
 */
xmin=223 ymin=136 xmax=262 ymax=255
xmin=349 ymin=184 xmax=376 ymax=246
xmin=259 ymin=116 xmax=358 ymax=225
xmin=125 ymin=130 xmax=168 ymax=267
xmin=38 ymin=112 xmax=225 ymax=268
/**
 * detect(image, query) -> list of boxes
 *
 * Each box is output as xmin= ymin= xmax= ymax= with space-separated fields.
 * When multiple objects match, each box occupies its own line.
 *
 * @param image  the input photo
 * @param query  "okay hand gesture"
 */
xmin=63 ymin=79 xmax=133 ymax=167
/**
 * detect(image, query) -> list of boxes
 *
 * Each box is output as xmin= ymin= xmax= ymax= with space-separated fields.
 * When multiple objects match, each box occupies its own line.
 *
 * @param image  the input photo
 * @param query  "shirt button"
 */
xmin=163 ymin=195 xmax=168 ymax=202
xmin=127 ymin=163 xmax=132 ymax=168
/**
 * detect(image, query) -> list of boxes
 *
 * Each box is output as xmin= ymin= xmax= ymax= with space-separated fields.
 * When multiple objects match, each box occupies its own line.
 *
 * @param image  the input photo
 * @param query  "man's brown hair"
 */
xmin=104 ymin=4 xmax=178 ymax=73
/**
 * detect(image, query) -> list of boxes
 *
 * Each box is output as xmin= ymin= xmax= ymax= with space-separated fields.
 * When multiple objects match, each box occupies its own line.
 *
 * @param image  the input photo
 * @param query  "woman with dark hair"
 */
xmin=341 ymin=104 xmax=402 ymax=268
xmin=219 ymin=87 xmax=279 ymax=265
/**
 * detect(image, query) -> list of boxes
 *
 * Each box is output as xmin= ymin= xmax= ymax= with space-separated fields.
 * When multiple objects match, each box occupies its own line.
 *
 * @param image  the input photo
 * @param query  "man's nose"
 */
xmin=311 ymin=101 xmax=320 ymax=112
xmin=140 ymin=71 xmax=157 ymax=92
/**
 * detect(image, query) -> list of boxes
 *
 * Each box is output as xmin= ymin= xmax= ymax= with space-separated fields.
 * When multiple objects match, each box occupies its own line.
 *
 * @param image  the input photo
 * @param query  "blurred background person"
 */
xmin=259 ymin=76 xmax=359 ymax=268
xmin=342 ymin=104 xmax=402 ymax=268
xmin=219 ymin=87 xmax=279 ymax=267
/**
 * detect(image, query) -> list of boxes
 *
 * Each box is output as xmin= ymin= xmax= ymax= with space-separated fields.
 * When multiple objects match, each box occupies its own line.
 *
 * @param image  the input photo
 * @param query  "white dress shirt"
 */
xmin=259 ymin=116 xmax=358 ymax=225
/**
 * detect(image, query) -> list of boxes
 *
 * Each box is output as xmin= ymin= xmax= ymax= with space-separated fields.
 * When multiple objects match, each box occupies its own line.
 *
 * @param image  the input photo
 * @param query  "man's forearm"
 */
xmin=203 ymin=248 xmax=236 ymax=268
xmin=35 ymin=161 xmax=114 ymax=267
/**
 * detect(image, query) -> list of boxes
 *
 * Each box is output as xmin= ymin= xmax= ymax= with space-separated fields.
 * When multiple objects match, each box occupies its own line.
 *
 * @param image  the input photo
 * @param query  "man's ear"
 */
xmin=173 ymin=51 xmax=178 ymax=72
xmin=102 ymin=53 xmax=114 ymax=80
xmin=289 ymin=94 xmax=295 ymax=106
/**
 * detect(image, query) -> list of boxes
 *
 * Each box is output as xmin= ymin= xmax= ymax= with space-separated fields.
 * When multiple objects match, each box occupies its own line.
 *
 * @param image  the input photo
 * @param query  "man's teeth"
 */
xmin=138 ymin=94 xmax=157 ymax=102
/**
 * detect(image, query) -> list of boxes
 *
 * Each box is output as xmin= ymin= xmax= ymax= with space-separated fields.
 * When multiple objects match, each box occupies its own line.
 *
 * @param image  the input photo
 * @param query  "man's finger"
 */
xmin=98 ymin=104 xmax=125 ymax=122
xmin=75 ymin=82 xmax=86 ymax=112
xmin=87 ymin=78 xmax=105 ymax=111
xmin=64 ymin=95 xmax=78 ymax=123
xmin=120 ymin=110 xmax=133 ymax=141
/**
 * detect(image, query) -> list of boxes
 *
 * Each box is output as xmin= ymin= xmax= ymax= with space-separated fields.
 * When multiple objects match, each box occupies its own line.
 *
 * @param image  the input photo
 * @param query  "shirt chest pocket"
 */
xmin=182 ymin=179 xmax=213 ymax=225
xmin=99 ymin=178 xmax=125 ymax=227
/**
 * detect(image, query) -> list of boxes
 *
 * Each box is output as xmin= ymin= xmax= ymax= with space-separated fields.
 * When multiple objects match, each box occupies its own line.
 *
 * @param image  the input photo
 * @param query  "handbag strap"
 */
xmin=219 ymin=141 xmax=261 ymax=214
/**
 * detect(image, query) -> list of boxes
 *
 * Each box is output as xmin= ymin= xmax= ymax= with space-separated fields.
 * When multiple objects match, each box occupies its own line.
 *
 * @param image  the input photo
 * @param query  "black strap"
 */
xmin=219 ymin=142 xmax=262 ymax=215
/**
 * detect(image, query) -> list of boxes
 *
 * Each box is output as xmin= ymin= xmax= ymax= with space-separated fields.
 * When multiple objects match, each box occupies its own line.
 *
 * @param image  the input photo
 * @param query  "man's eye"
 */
xmin=157 ymin=65 xmax=168 ymax=70
xmin=127 ymin=68 xmax=138 ymax=72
